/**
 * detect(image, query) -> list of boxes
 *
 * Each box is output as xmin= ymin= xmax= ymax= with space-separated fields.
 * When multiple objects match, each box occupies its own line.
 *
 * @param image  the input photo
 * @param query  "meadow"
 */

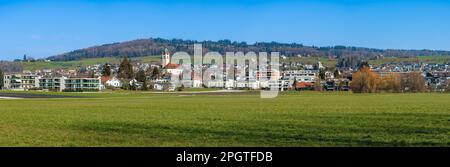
xmin=0 ymin=91 xmax=449 ymax=147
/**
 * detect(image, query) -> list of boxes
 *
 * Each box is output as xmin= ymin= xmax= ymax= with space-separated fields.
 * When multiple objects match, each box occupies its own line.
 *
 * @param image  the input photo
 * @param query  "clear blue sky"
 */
xmin=1 ymin=0 xmax=450 ymax=60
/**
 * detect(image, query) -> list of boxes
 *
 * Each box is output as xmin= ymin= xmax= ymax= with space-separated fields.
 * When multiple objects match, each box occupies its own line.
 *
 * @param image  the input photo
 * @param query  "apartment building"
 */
xmin=282 ymin=70 xmax=317 ymax=82
xmin=3 ymin=73 xmax=101 ymax=92
xmin=38 ymin=76 xmax=66 ymax=92
xmin=21 ymin=73 xmax=38 ymax=90
xmin=38 ymin=77 xmax=101 ymax=92
xmin=64 ymin=77 xmax=101 ymax=92
xmin=3 ymin=73 xmax=38 ymax=91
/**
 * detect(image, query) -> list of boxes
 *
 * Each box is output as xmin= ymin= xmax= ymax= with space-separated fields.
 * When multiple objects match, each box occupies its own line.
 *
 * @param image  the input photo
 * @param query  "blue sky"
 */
xmin=1 ymin=0 xmax=450 ymax=60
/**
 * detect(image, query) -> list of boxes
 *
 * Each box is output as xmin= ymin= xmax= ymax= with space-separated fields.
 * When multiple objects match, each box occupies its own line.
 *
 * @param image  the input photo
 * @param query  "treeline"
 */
xmin=48 ymin=38 xmax=450 ymax=61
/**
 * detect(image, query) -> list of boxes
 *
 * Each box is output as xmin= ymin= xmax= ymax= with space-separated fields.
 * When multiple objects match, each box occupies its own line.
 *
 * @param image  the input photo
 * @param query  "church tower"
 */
xmin=162 ymin=48 xmax=170 ymax=67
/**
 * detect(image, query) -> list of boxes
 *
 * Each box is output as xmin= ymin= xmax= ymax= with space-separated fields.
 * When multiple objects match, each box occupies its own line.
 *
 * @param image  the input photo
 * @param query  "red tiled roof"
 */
xmin=101 ymin=76 xmax=111 ymax=84
xmin=164 ymin=63 xmax=180 ymax=69
xmin=296 ymin=82 xmax=314 ymax=88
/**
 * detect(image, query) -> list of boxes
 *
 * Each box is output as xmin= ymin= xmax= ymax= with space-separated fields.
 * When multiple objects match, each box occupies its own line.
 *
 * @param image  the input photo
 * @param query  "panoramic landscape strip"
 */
xmin=0 ymin=0 xmax=449 ymax=154
xmin=0 ymin=42 xmax=449 ymax=147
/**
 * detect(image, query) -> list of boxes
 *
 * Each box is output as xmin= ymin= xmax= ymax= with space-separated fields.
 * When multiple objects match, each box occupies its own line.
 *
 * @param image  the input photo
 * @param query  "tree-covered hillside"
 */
xmin=47 ymin=38 xmax=450 ymax=61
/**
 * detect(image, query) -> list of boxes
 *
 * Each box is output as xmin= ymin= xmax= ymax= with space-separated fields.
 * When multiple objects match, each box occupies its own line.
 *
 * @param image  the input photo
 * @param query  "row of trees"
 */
xmin=351 ymin=62 xmax=427 ymax=93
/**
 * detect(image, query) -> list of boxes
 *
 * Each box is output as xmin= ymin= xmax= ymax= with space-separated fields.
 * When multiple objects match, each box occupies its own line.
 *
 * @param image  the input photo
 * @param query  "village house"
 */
xmin=101 ymin=76 xmax=122 ymax=88
xmin=106 ymin=77 xmax=122 ymax=88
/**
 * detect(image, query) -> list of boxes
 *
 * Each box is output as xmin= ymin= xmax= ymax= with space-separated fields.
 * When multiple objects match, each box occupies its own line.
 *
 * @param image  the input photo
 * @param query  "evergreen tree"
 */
xmin=151 ymin=66 xmax=160 ymax=79
xmin=101 ymin=63 xmax=112 ymax=77
xmin=319 ymin=69 xmax=326 ymax=80
xmin=136 ymin=69 xmax=147 ymax=82
xmin=292 ymin=79 xmax=298 ymax=90
xmin=118 ymin=56 xmax=134 ymax=79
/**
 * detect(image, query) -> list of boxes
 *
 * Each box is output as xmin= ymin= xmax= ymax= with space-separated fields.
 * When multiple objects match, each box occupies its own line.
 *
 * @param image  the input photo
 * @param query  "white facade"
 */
xmin=225 ymin=80 xmax=235 ymax=89
xmin=153 ymin=84 xmax=164 ymax=91
xmin=206 ymin=80 xmax=224 ymax=88
xmin=192 ymin=79 xmax=203 ymax=88
xmin=259 ymin=80 xmax=270 ymax=89
xmin=166 ymin=68 xmax=183 ymax=76
xmin=325 ymin=71 xmax=335 ymax=80
xmin=38 ymin=76 xmax=67 ymax=92
xmin=3 ymin=74 xmax=12 ymax=90
xmin=3 ymin=73 xmax=38 ymax=91
xmin=268 ymin=80 xmax=291 ymax=91
xmin=105 ymin=77 xmax=122 ymax=87
xmin=283 ymin=70 xmax=317 ymax=82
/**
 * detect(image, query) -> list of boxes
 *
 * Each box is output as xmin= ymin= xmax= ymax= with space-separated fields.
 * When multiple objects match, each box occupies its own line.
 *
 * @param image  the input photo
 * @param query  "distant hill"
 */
xmin=47 ymin=38 xmax=450 ymax=61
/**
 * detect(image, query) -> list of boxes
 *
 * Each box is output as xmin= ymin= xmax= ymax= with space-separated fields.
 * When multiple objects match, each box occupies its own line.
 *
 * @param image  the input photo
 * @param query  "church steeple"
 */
xmin=162 ymin=48 xmax=170 ymax=67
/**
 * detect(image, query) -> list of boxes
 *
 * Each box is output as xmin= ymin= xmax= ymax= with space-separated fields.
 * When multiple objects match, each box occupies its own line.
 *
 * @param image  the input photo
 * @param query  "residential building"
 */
xmin=282 ymin=70 xmax=317 ymax=82
xmin=3 ymin=73 xmax=38 ymax=91
xmin=105 ymin=77 xmax=122 ymax=88
xmin=65 ymin=77 xmax=101 ymax=92
xmin=267 ymin=80 xmax=291 ymax=91
xmin=38 ymin=76 xmax=66 ymax=92
xmin=21 ymin=73 xmax=38 ymax=90
xmin=163 ymin=63 xmax=183 ymax=76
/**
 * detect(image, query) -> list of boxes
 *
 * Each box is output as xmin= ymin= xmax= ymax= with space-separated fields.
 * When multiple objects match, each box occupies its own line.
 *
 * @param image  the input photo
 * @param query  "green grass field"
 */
xmin=0 ymin=92 xmax=449 ymax=147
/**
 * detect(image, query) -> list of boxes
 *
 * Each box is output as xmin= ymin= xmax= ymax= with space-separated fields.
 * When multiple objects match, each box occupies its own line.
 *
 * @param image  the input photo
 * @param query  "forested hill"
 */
xmin=48 ymin=38 xmax=450 ymax=61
